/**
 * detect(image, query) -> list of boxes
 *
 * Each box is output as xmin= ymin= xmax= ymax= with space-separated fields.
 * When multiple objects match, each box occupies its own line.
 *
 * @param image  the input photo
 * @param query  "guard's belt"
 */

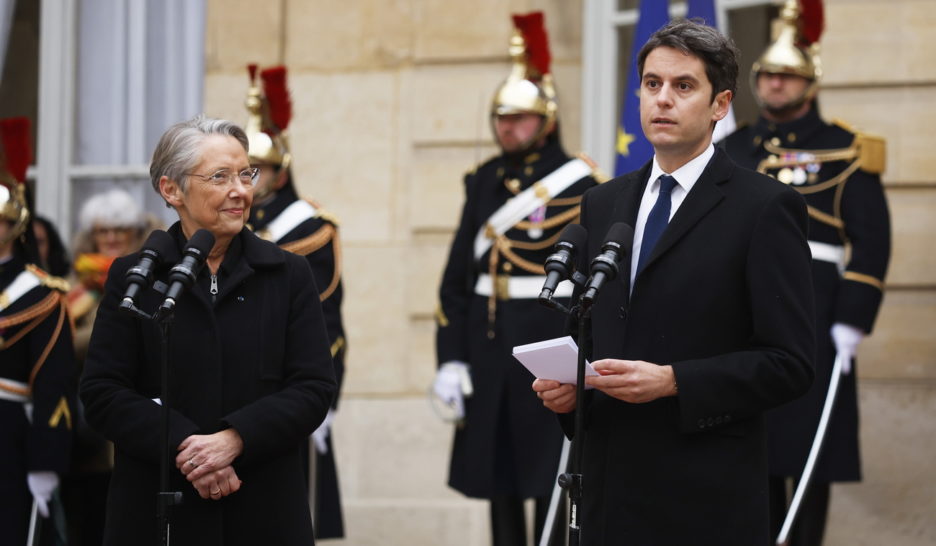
xmin=0 ymin=378 xmax=30 ymax=403
xmin=808 ymin=240 xmax=845 ymax=270
xmin=474 ymin=273 xmax=573 ymax=300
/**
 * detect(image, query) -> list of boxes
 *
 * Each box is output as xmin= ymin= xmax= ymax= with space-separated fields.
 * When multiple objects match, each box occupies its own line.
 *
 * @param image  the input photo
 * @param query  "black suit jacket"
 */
xmin=572 ymin=149 xmax=815 ymax=545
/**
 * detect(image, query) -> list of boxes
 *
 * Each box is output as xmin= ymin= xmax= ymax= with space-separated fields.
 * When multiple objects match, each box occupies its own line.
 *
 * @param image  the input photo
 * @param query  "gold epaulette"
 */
xmin=832 ymin=119 xmax=887 ymax=175
xmin=576 ymin=152 xmax=610 ymax=183
xmin=832 ymin=119 xmax=887 ymax=174
xmin=25 ymin=264 xmax=71 ymax=293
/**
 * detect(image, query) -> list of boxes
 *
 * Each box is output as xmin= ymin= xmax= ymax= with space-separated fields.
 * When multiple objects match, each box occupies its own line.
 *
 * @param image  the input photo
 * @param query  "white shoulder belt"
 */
xmin=473 ymin=158 xmax=591 ymax=261
xmin=0 ymin=269 xmax=41 ymax=312
xmin=261 ymin=200 xmax=319 ymax=243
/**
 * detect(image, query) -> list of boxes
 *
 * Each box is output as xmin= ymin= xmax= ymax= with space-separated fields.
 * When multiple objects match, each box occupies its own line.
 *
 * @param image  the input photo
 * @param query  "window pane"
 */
xmin=617 ymin=0 xmax=641 ymax=10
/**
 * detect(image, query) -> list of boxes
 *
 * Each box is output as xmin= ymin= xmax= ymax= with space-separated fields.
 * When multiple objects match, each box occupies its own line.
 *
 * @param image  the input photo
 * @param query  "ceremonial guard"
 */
xmin=723 ymin=2 xmax=891 ymax=543
xmin=432 ymin=13 xmax=602 ymax=546
xmin=244 ymin=66 xmax=347 ymax=539
xmin=0 ymin=117 xmax=76 ymax=544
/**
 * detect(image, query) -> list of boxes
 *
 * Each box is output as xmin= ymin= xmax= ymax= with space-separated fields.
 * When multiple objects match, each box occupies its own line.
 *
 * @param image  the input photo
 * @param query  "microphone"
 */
xmin=580 ymin=222 xmax=634 ymax=306
xmin=539 ymin=223 xmax=588 ymax=303
xmin=119 ymin=230 xmax=176 ymax=313
xmin=155 ymin=229 xmax=215 ymax=319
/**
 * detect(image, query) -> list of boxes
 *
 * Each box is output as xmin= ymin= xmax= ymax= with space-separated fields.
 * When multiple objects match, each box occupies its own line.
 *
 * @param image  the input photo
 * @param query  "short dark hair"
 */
xmin=637 ymin=18 xmax=740 ymax=102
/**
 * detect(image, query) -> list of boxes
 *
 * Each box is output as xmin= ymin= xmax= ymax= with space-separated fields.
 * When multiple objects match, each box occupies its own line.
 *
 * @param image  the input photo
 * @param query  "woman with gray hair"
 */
xmin=80 ymin=115 xmax=337 ymax=545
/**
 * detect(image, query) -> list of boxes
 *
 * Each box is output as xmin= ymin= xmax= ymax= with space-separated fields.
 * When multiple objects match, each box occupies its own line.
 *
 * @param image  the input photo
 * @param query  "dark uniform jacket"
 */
xmin=81 ymin=223 xmax=337 ymax=546
xmin=570 ymin=149 xmax=815 ymax=545
xmin=0 ymin=256 xmax=76 ymax=545
xmin=249 ymin=183 xmax=346 ymax=538
xmin=723 ymin=107 xmax=891 ymax=481
xmin=436 ymin=140 xmax=598 ymax=499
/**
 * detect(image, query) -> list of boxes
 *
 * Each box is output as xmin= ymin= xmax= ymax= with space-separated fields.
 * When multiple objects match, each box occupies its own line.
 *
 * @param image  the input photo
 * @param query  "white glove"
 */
xmin=831 ymin=322 xmax=865 ymax=375
xmin=312 ymin=409 xmax=336 ymax=455
xmin=433 ymin=362 xmax=471 ymax=420
xmin=27 ymin=471 xmax=58 ymax=518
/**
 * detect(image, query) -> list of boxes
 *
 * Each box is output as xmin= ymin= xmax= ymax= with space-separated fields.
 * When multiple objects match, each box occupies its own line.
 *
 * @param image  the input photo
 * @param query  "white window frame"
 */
xmin=32 ymin=1 xmax=203 ymax=243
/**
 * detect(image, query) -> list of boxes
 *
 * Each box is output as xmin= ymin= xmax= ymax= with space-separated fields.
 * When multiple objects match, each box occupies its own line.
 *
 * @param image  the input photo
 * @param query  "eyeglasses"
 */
xmin=186 ymin=167 xmax=259 ymax=187
xmin=92 ymin=226 xmax=134 ymax=237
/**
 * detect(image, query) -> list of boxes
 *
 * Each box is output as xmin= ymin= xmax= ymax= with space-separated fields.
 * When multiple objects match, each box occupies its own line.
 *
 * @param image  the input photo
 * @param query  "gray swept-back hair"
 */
xmin=149 ymin=114 xmax=249 ymax=201
xmin=637 ymin=18 xmax=740 ymax=102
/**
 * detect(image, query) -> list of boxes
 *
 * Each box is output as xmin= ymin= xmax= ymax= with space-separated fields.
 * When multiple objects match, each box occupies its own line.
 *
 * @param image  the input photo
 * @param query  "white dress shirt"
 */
xmin=629 ymin=144 xmax=716 ymax=288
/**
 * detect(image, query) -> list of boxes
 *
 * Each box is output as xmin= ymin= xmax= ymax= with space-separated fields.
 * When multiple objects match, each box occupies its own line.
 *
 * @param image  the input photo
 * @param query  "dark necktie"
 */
xmin=636 ymin=174 xmax=678 ymax=274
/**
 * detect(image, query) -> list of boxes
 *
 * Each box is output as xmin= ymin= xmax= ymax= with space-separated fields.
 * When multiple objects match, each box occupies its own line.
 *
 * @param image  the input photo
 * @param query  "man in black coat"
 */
xmin=433 ymin=11 xmax=601 ymax=546
xmin=534 ymin=20 xmax=815 ymax=545
xmin=243 ymin=65 xmax=347 ymax=539
xmin=722 ymin=3 xmax=891 ymax=544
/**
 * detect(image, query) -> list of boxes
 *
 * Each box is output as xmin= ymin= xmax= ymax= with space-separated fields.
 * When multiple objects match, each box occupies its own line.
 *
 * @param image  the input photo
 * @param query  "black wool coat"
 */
xmin=81 ymin=223 xmax=337 ymax=546
xmin=569 ymin=149 xmax=815 ymax=545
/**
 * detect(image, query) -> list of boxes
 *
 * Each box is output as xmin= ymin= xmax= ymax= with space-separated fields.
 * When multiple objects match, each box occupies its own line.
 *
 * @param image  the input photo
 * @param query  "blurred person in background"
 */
xmin=432 ymin=12 xmax=601 ymax=546
xmin=723 ymin=3 xmax=891 ymax=543
xmin=32 ymin=216 xmax=71 ymax=278
xmin=1 ymin=116 xmax=76 ymax=545
xmin=244 ymin=65 xmax=347 ymax=539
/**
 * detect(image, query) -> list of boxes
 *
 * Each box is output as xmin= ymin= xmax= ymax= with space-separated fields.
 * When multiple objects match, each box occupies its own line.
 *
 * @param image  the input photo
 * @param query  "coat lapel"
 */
xmin=610 ymin=161 xmax=652 ymax=296
xmin=637 ymin=149 xmax=734 ymax=277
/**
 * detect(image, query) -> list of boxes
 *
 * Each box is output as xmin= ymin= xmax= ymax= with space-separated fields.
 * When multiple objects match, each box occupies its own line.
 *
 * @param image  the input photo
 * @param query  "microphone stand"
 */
xmin=557 ymin=300 xmax=591 ymax=546
xmin=539 ymin=271 xmax=590 ymax=546
xmin=120 ymin=302 xmax=182 ymax=546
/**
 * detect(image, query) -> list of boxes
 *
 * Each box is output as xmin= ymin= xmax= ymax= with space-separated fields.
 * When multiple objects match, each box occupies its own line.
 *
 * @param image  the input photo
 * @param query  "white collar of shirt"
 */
xmin=630 ymin=144 xmax=715 ymax=287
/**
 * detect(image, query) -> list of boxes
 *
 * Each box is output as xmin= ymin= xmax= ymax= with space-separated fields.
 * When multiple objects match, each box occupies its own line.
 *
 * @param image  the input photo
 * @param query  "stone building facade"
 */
xmin=203 ymin=1 xmax=935 ymax=544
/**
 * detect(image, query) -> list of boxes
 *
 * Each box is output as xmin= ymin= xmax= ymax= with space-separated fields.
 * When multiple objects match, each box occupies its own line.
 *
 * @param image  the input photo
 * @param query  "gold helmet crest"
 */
xmin=751 ymin=0 xmax=824 ymax=107
xmin=244 ymin=65 xmax=293 ymax=172
xmin=0 ymin=117 xmax=32 ymax=247
xmin=490 ymin=12 xmax=558 ymax=147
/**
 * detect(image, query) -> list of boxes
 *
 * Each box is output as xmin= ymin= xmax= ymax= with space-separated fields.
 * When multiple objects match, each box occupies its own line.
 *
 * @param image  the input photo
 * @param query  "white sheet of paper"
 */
xmin=512 ymin=335 xmax=598 ymax=388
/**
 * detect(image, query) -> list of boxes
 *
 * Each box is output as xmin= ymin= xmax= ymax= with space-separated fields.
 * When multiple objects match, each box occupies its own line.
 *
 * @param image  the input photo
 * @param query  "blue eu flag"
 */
xmin=686 ymin=0 xmax=718 ymax=26
xmin=613 ymin=0 xmax=670 ymax=176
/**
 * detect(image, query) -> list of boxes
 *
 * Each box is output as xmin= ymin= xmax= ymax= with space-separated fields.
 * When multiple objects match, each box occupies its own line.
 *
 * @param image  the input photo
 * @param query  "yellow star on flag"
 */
xmin=616 ymin=127 xmax=636 ymax=157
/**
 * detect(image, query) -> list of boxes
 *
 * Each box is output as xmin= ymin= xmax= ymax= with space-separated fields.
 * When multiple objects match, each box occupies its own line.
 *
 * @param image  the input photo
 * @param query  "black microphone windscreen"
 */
xmin=141 ymin=229 xmax=175 ymax=257
xmin=186 ymin=229 xmax=215 ymax=255
xmin=604 ymin=222 xmax=634 ymax=247
xmin=559 ymin=223 xmax=588 ymax=250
